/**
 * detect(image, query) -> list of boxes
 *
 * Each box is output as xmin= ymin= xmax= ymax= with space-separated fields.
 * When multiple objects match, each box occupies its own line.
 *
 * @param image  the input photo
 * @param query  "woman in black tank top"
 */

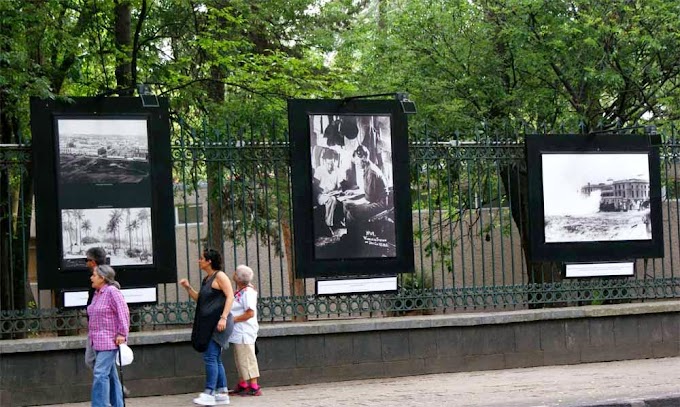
xmin=180 ymin=249 xmax=235 ymax=405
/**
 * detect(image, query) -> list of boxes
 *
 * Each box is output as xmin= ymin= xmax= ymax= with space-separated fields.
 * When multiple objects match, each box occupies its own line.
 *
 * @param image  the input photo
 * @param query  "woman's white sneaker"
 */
xmin=193 ymin=392 xmax=217 ymax=406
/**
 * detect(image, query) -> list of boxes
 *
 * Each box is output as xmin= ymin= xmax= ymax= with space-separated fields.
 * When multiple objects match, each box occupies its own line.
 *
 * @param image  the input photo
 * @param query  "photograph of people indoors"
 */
xmin=309 ymin=114 xmax=396 ymax=259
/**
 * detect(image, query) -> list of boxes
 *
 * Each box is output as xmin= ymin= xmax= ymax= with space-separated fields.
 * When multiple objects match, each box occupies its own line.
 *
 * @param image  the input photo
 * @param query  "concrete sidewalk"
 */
xmin=44 ymin=357 xmax=680 ymax=407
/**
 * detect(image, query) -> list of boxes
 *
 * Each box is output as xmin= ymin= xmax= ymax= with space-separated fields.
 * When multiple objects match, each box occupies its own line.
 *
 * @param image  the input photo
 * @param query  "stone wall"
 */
xmin=2 ymin=301 xmax=680 ymax=406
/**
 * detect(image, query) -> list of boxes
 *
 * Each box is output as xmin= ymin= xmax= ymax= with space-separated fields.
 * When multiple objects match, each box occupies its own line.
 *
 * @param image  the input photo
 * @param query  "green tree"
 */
xmin=338 ymin=0 xmax=680 ymax=131
xmin=164 ymin=1 xmax=364 ymax=308
xmin=1 ymin=0 xmax=119 ymax=316
xmin=336 ymin=0 xmax=680 ymax=293
xmin=0 ymin=0 xmax=363 ymax=314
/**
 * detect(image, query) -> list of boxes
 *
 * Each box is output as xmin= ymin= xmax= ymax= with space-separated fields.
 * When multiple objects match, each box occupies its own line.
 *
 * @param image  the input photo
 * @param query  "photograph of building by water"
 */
xmin=57 ymin=119 xmax=149 ymax=185
xmin=542 ymin=153 xmax=652 ymax=243
xmin=581 ymin=178 xmax=650 ymax=212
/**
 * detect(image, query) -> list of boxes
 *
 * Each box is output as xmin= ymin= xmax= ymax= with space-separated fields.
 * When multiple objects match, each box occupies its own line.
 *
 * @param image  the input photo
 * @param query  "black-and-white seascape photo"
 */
xmin=61 ymin=207 xmax=153 ymax=267
xmin=309 ymin=114 xmax=396 ymax=259
xmin=542 ymin=153 xmax=652 ymax=243
xmin=57 ymin=119 xmax=149 ymax=185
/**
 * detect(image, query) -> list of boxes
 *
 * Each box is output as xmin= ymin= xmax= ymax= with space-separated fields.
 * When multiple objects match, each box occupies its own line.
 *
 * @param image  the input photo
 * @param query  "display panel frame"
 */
xmin=288 ymin=99 xmax=414 ymax=278
xmin=31 ymin=97 xmax=176 ymax=290
xmin=525 ymin=134 xmax=663 ymax=262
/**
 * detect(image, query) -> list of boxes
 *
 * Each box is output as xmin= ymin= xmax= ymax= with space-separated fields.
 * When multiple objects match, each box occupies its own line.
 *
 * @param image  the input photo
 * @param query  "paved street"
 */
xmin=44 ymin=357 xmax=680 ymax=407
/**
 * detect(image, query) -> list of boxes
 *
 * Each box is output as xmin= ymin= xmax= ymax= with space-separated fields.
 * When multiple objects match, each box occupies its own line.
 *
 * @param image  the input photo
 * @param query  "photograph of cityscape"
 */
xmin=57 ymin=118 xmax=149 ymax=185
xmin=541 ymin=153 xmax=652 ymax=243
xmin=61 ymin=207 xmax=153 ymax=267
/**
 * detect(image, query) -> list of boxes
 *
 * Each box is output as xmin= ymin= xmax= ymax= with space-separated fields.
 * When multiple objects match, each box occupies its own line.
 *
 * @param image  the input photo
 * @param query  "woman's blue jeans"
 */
xmin=203 ymin=340 xmax=227 ymax=393
xmin=91 ymin=349 xmax=123 ymax=407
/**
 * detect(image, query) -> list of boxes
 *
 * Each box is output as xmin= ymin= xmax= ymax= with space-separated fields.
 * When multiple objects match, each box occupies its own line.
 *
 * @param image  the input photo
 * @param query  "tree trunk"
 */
xmin=377 ymin=0 xmax=387 ymax=30
xmin=205 ymin=32 xmax=225 ymax=251
xmin=0 ymin=172 xmax=11 ymax=316
xmin=0 ymin=1 xmax=14 ymax=319
xmin=114 ymin=0 xmax=132 ymax=93
xmin=206 ymin=162 xmax=224 ymax=252
xmin=0 ymin=97 xmax=32 ymax=337
xmin=13 ymin=165 xmax=36 ymax=310
xmin=500 ymin=161 xmax=564 ymax=309
xmin=281 ymin=222 xmax=306 ymax=321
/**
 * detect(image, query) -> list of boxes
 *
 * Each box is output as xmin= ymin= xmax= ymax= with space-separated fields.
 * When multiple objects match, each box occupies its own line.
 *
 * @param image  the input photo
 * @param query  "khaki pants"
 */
xmin=232 ymin=343 xmax=259 ymax=380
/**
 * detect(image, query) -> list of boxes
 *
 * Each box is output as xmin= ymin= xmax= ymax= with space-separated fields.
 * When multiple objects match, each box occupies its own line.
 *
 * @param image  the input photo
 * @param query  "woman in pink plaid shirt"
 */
xmin=87 ymin=264 xmax=130 ymax=407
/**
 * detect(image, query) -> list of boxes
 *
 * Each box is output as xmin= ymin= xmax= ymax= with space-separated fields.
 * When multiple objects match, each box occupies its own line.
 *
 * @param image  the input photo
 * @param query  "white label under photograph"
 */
xmin=317 ymin=276 xmax=397 ymax=295
xmin=565 ymin=262 xmax=635 ymax=278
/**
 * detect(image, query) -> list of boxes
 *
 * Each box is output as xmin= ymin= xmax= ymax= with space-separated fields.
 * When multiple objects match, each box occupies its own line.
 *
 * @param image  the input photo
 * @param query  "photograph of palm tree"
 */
xmin=61 ymin=207 xmax=153 ymax=267
xmin=57 ymin=118 xmax=149 ymax=185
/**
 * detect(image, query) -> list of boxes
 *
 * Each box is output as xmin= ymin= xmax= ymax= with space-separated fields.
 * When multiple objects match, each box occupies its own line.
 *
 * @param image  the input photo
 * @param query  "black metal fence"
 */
xmin=2 ymin=121 xmax=680 ymax=337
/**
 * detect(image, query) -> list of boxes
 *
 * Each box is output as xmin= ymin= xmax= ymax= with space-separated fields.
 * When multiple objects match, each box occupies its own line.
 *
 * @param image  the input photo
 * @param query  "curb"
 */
xmin=579 ymin=394 xmax=680 ymax=407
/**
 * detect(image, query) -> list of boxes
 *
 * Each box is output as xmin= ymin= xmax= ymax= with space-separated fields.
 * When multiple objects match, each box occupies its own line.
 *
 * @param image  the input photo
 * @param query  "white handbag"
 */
xmin=116 ymin=343 xmax=134 ymax=366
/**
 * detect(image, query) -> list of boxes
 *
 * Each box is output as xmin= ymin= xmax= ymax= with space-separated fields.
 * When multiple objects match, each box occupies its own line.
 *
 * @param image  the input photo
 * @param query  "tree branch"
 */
xmin=156 ymin=78 xmax=288 ymax=99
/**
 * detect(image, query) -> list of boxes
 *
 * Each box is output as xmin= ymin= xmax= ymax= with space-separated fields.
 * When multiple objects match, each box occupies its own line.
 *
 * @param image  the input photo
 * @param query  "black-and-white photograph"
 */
xmin=61 ymin=207 xmax=153 ymax=267
xmin=57 ymin=119 xmax=149 ymax=185
xmin=309 ymin=114 xmax=396 ymax=259
xmin=542 ymin=153 xmax=652 ymax=243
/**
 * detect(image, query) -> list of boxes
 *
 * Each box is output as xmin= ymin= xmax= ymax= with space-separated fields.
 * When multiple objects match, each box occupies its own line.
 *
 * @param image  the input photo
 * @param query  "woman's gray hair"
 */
xmin=96 ymin=265 xmax=120 ymax=289
xmin=234 ymin=264 xmax=254 ymax=284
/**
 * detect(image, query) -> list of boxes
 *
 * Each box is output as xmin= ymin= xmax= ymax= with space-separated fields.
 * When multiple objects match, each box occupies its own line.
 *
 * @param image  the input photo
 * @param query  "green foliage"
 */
xmin=4 ymin=0 xmax=680 ymax=137
xmin=329 ymin=0 xmax=680 ymax=282
xmin=590 ymin=289 xmax=605 ymax=306
xmin=219 ymin=155 xmax=292 ymax=257
xmin=141 ymin=0 xmax=362 ymax=124
xmin=336 ymin=0 xmax=680 ymax=133
xmin=5 ymin=0 xmax=680 ymax=274
xmin=1 ymin=0 xmax=365 ymax=136
xmin=399 ymin=271 xmax=432 ymax=291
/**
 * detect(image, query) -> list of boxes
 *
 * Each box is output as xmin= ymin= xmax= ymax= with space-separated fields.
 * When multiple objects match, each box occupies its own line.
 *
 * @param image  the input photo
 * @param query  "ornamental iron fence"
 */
xmin=2 ymin=121 xmax=680 ymax=338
